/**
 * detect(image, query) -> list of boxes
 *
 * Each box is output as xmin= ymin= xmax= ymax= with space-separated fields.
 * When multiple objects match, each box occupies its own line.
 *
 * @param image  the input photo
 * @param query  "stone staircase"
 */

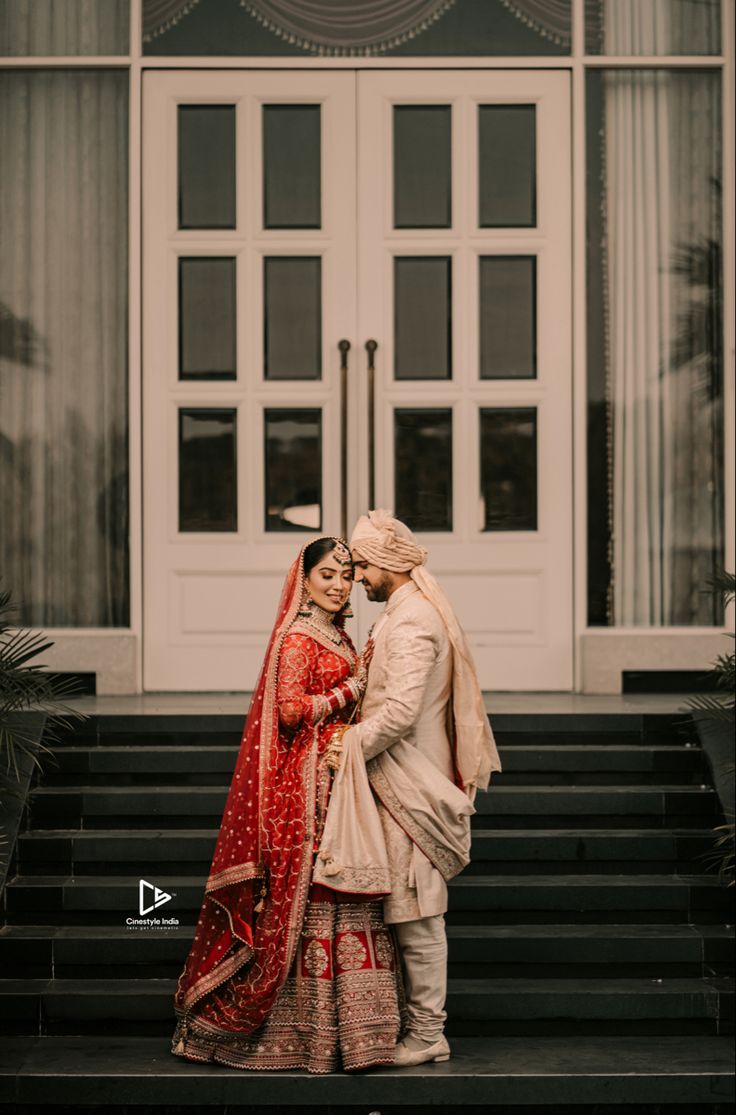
xmin=1 ymin=711 xmax=734 ymax=1110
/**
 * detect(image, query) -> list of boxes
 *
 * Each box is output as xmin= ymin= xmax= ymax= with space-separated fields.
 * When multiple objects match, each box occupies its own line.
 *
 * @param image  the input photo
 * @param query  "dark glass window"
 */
xmin=178 ymin=105 xmax=236 ymax=230
xmin=480 ymin=408 xmax=537 ymax=531
xmin=179 ymin=258 xmax=236 ymax=380
xmin=480 ymin=256 xmax=536 ymax=379
xmin=478 ymin=105 xmax=536 ymax=228
xmin=179 ymin=409 xmax=237 ymax=532
xmin=394 ymin=257 xmax=451 ymax=380
xmin=395 ymin=409 xmax=452 ymax=531
xmin=264 ymin=257 xmax=322 ymax=380
xmin=264 ymin=409 xmax=322 ymax=532
xmin=263 ymin=105 xmax=321 ymax=229
xmin=393 ymin=105 xmax=451 ymax=229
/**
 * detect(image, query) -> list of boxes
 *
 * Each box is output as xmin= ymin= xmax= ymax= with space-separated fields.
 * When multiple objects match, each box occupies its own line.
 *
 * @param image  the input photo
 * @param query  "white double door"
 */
xmin=142 ymin=69 xmax=572 ymax=691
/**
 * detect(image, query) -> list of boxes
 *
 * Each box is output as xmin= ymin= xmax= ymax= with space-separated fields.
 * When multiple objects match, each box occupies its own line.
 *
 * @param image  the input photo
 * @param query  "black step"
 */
xmin=5 ymin=873 xmax=732 ymax=926
xmin=12 ymin=826 xmax=717 ymax=877
xmin=1 ymin=976 xmax=731 ymax=1038
xmin=39 ymin=743 xmax=705 ymax=787
xmin=25 ymin=784 xmax=719 ymax=831
xmin=1 ymin=1034 xmax=733 ymax=1107
xmin=3 ymin=923 xmax=732 ymax=981
xmin=446 ymin=874 xmax=733 ymax=924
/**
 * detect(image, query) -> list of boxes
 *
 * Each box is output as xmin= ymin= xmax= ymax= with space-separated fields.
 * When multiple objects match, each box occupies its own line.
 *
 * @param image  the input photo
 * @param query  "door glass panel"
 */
xmin=179 ymin=258 xmax=236 ymax=380
xmin=395 ymin=408 xmax=452 ymax=531
xmin=265 ymin=408 xmax=322 ymax=531
xmin=179 ymin=408 xmax=237 ymax=532
xmin=480 ymin=408 xmax=537 ymax=531
xmin=263 ymin=104 xmax=321 ymax=229
xmin=478 ymin=105 xmax=536 ymax=228
xmin=178 ymin=105 xmax=235 ymax=229
xmin=480 ymin=256 xmax=536 ymax=379
xmin=394 ymin=257 xmax=451 ymax=380
xmin=393 ymin=105 xmax=451 ymax=229
xmin=264 ymin=257 xmax=321 ymax=380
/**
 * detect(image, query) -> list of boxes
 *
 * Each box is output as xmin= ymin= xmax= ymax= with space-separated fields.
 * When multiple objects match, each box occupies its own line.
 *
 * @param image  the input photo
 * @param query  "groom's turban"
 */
xmin=349 ymin=508 xmax=502 ymax=794
xmin=350 ymin=509 xmax=427 ymax=572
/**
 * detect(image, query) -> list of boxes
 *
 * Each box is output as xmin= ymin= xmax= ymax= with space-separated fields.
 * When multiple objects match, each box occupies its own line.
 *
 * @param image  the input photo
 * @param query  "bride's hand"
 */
xmin=353 ymin=638 xmax=374 ymax=693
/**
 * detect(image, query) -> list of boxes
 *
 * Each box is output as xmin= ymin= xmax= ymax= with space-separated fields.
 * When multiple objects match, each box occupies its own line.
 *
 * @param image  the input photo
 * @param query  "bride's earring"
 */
xmin=339 ymin=598 xmax=354 ymax=619
xmin=298 ymin=578 xmax=314 ymax=617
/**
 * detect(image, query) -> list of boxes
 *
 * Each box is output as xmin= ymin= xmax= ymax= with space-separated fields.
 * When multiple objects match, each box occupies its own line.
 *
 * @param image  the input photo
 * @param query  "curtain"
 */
xmin=0 ymin=0 xmax=130 ymax=55
xmin=0 ymin=70 xmax=129 ymax=626
xmin=144 ymin=0 xmax=457 ymax=50
xmin=603 ymin=3 xmax=723 ymax=624
xmin=143 ymin=0 xmax=576 ymax=52
xmin=596 ymin=0 xmax=720 ymax=54
xmin=500 ymin=0 xmax=571 ymax=47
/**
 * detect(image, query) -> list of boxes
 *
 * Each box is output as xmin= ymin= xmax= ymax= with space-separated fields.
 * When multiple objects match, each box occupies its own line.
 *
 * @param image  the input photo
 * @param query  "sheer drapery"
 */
xmin=592 ymin=0 xmax=720 ymax=55
xmin=602 ymin=3 xmax=723 ymax=624
xmin=0 ymin=0 xmax=130 ymax=56
xmin=0 ymin=70 xmax=129 ymax=626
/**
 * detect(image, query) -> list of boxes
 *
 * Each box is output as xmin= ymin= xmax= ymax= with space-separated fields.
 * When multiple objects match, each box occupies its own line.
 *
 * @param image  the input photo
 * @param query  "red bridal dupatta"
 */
xmin=174 ymin=542 xmax=339 ymax=1039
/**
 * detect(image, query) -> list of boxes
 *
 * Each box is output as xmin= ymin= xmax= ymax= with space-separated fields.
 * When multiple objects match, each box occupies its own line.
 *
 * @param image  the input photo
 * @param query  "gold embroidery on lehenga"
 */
xmin=335 ymin=932 xmax=368 ymax=971
xmin=303 ymin=939 xmax=330 ymax=978
xmin=374 ymin=932 xmax=394 ymax=970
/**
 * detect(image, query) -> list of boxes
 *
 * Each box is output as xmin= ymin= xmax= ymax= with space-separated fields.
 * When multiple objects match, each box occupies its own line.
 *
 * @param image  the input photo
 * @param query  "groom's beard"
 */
xmin=362 ymin=572 xmax=392 ymax=602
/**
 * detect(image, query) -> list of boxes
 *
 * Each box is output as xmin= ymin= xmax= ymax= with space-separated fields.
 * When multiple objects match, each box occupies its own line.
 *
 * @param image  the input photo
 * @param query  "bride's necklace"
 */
xmin=298 ymin=599 xmax=344 ymax=647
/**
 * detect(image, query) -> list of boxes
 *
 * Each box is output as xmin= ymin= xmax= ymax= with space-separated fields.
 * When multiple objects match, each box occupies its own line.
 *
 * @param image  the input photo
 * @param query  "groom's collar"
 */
xmin=384 ymin=580 xmax=419 ymax=616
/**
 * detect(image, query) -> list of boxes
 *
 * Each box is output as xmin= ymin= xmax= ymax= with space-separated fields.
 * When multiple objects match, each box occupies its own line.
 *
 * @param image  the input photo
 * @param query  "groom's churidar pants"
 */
xmin=394 ymin=915 xmax=447 ymax=1043
xmin=379 ymin=801 xmax=449 ymax=1042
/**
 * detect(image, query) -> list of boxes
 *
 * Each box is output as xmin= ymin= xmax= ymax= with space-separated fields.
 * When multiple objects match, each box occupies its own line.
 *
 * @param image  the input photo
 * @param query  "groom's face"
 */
xmin=351 ymin=552 xmax=392 ymax=602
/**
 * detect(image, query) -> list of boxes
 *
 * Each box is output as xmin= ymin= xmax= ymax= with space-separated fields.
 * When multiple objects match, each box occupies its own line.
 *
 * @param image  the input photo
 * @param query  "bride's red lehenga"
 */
xmin=171 ymin=540 xmax=401 ymax=1073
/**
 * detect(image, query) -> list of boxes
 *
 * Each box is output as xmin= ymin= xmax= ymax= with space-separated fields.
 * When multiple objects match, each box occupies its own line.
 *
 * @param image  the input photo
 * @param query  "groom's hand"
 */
xmin=360 ymin=638 xmax=375 ymax=670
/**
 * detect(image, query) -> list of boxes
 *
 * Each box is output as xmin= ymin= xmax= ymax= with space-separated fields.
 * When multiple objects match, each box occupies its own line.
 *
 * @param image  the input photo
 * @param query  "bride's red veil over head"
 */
xmin=174 ymin=536 xmax=349 ymax=1034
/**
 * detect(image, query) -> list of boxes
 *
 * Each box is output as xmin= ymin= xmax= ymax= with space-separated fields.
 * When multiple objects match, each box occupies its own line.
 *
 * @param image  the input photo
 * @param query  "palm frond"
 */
xmin=0 ymin=585 xmax=89 ymax=832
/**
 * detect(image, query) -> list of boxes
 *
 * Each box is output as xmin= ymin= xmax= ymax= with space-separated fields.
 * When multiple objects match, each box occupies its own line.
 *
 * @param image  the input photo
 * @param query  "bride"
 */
xmin=171 ymin=536 xmax=401 ymax=1073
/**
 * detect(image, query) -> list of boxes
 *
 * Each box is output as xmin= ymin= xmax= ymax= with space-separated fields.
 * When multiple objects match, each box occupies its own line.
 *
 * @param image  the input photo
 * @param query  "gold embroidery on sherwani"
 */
xmin=367 ymin=758 xmax=466 ymax=881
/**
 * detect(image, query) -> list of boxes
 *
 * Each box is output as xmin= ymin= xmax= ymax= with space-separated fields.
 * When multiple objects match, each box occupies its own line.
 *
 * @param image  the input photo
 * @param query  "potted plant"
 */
xmin=0 ymin=585 xmax=89 ymax=893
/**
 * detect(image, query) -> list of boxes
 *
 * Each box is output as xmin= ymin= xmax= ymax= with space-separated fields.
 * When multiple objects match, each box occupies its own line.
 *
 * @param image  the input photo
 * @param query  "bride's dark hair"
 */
xmin=303 ymin=537 xmax=350 ymax=575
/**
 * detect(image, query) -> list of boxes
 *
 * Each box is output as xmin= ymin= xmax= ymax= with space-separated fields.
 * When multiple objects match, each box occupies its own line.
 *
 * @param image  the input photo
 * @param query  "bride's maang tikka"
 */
xmin=331 ymin=539 xmax=352 ymax=567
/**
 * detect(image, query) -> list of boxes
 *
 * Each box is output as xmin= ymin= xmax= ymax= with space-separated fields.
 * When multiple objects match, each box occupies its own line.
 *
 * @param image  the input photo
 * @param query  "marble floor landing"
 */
xmin=62 ymin=692 xmax=696 ymax=716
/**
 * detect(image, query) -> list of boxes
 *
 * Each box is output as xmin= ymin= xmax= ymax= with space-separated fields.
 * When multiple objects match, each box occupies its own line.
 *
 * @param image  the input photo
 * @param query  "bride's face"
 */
xmin=305 ymin=550 xmax=354 ymax=614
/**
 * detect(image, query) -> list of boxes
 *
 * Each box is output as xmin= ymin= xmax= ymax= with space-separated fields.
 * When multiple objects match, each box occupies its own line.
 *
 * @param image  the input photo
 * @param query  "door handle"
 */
xmin=365 ymin=340 xmax=378 ymax=511
xmin=338 ymin=339 xmax=351 ymax=538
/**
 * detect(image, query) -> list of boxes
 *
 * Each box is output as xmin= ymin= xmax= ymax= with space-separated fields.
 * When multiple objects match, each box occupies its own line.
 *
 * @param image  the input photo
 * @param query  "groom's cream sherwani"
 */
xmin=347 ymin=581 xmax=470 ymax=924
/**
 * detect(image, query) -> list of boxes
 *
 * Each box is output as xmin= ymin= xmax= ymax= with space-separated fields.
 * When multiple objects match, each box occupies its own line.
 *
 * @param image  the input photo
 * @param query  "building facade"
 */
xmin=0 ymin=0 xmax=733 ymax=693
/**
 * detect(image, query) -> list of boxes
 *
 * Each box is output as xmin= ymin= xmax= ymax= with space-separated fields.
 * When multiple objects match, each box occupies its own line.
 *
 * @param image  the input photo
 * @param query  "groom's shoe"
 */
xmin=392 ymin=1034 xmax=451 ymax=1067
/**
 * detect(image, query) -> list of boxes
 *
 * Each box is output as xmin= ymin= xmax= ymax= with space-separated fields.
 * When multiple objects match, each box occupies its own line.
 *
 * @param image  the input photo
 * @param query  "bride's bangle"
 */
xmin=325 ymin=724 xmax=350 ymax=771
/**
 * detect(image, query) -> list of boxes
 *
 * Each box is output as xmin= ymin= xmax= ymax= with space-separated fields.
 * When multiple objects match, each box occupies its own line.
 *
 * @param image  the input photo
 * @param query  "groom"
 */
xmin=337 ymin=510 xmax=500 ymax=1067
